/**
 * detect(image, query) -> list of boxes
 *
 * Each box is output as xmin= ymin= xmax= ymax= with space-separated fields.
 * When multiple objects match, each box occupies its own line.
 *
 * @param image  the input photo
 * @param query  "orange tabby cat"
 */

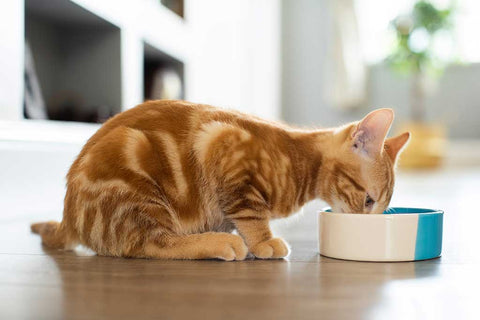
xmin=31 ymin=100 xmax=409 ymax=260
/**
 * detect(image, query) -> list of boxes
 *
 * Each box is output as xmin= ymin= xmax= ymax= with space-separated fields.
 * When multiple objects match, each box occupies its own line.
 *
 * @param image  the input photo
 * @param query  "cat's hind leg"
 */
xmin=84 ymin=203 xmax=248 ymax=261
xmin=140 ymin=232 xmax=248 ymax=261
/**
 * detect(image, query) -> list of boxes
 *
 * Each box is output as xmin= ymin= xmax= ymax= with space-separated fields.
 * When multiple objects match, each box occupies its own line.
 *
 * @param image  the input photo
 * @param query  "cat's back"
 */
xmin=88 ymin=100 xmax=210 ymax=141
xmin=77 ymin=99 xmax=286 ymax=154
xmin=67 ymin=100 xmax=290 ymax=182
xmin=70 ymin=101 xmax=207 ymax=163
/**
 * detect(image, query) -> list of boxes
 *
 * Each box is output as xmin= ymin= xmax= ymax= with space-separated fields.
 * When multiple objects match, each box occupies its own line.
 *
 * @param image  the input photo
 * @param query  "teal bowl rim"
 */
xmin=321 ymin=207 xmax=444 ymax=216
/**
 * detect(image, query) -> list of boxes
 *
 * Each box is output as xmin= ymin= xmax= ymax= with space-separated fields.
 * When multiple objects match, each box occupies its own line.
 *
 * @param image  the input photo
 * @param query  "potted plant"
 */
xmin=386 ymin=1 xmax=455 ymax=168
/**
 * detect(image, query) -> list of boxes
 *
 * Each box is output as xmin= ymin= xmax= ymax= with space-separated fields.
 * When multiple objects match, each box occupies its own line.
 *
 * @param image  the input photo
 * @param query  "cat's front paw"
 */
xmin=251 ymin=238 xmax=290 ymax=259
xmin=210 ymin=233 xmax=249 ymax=261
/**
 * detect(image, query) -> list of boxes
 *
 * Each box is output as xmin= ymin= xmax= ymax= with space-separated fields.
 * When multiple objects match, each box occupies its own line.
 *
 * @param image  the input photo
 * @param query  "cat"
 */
xmin=31 ymin=100 xmax=410 ymax=261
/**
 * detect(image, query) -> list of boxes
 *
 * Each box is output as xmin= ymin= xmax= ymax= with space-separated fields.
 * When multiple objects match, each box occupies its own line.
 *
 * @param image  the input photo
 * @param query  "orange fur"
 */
xmin=31 ymin=100 xmax=409 ymax=260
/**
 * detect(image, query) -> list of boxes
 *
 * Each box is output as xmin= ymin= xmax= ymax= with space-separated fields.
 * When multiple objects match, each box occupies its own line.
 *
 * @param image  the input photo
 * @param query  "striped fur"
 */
xmin=31 ymin=101 xmax=409 ymax=260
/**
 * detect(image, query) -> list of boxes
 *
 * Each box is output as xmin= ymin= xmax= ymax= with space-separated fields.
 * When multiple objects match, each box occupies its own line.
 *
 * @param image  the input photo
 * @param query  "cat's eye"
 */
xmin=365 ymin=194 xmax=375 ymax=207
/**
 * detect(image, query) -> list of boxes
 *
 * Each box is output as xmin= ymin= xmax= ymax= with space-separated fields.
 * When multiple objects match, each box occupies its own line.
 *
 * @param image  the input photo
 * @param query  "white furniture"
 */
xmin=0 ymin=0 xmax=281 ymax=143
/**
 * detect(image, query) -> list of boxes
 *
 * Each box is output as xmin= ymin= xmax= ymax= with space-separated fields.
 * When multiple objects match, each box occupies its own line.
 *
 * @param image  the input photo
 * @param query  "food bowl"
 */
xmin=318 ymin=208 xmax=443 ymax=262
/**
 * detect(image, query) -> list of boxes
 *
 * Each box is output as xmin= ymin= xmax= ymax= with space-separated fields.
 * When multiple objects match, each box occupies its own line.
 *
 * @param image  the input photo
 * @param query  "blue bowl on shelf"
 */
xmin=318 ymin=207 xmax=443 ymax=262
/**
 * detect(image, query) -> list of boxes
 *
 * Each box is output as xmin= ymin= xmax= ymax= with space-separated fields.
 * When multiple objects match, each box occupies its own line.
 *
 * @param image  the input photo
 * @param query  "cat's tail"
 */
xmin=31 ymin=221 xmax=69 ymax=249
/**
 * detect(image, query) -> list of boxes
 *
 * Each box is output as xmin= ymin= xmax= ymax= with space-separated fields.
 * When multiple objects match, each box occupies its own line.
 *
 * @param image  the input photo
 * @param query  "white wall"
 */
xmin=282 ymin=0 xmax=330 ymax=126
xmin=0 ymin=141 xmax=80 ymax=220
xmin=186 ymin=0 xmax=281 ymax=119
xmin=369 ymin=63 xmax=480 ymax=139
xmin=0 ymin=1 xmax=24 ymax=120
xmin=282 ymin=0 xmax=380 ymax=128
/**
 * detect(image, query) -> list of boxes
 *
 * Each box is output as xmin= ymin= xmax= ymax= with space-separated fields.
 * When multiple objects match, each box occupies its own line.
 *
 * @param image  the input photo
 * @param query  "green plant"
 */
xmin=386 ymin=1 xmax=456 ymax=121
xmin=387 ymin=1 xmax=454 ymax=74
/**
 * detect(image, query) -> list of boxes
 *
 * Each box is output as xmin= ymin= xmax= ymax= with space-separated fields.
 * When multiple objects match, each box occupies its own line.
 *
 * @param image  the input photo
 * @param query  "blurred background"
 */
xmin=0 ymin=0 xmax=479 ymax=237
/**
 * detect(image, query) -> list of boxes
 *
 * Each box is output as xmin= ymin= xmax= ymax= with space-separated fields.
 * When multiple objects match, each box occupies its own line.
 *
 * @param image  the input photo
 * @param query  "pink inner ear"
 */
xmin=353 ymin=109 xmax=394 ymax=157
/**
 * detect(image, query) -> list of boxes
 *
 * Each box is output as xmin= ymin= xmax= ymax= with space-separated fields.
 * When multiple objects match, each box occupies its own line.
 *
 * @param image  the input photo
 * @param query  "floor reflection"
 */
xmin=291 ymin=253 xmax=442 ymax=318
xmin=42 ymin=246 xmax=303 ymax=318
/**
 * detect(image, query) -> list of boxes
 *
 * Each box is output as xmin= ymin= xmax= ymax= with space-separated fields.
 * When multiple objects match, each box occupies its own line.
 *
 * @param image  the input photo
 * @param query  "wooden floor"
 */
xmin=1 ymin=167 xmax=479 ymax=320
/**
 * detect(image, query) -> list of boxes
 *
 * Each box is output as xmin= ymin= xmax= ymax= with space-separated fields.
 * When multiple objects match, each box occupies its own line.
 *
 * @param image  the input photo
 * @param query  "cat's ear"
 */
xmin=384 ymin=132 xmax=411 ymax=163
xmin=352 ymin=108 xmax=394 ymax=159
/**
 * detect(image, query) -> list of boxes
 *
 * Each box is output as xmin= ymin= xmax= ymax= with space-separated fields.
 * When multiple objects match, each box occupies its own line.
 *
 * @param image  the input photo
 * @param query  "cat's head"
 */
xmin=322 ymin=108 xmax=410 ymax=214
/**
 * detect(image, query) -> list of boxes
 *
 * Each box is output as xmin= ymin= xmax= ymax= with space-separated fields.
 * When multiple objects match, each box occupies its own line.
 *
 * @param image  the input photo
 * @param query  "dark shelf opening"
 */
xmin=143 ymin=42 xmax=185 ymax=101
xmin=160 ymin=0 xmax=184 ymax=18
xmin=24 ymin=0 xmax=122 ymax=123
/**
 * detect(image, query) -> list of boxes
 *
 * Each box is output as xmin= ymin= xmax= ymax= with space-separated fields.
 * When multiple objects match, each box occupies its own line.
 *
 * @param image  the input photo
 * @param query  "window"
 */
xmin=355 ymin=0 xmax=480 ymax=64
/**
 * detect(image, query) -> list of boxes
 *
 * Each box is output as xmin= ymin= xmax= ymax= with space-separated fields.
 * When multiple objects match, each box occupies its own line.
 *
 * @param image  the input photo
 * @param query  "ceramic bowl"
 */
xmin=318 ymin=207 xmax=443 ymax=262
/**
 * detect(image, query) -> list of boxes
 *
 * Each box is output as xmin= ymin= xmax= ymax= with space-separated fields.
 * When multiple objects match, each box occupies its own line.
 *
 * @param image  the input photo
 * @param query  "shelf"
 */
xmin=0 ymin=119 xmax=100 ymax=145
xmin=1 ymin=0 xmax=282 ymax=130
xmin=25 ymin=0 xmax=122 ymax=123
